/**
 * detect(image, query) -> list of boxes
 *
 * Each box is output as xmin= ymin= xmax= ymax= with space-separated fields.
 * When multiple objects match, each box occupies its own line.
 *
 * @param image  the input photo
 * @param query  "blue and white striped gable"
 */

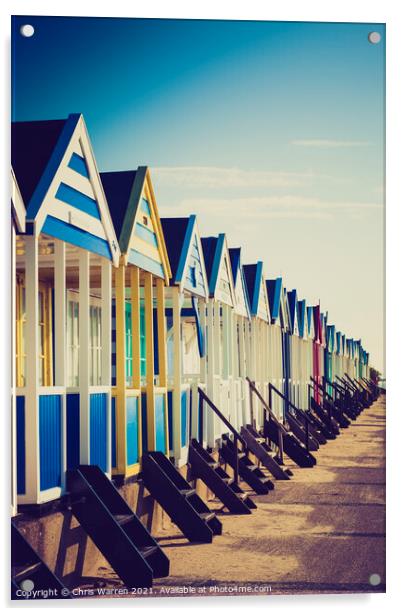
xmin=162 ymin=215 xmax=208 ymax=298
xmin=297 ymin=300 xmax=308 ymax=339
xmin=229 ymin=248 xmax=250 ymax=319
xmin=12 ymin=114 xmax=120 ymax=265
xmin=203 ymin=235 xmax=236 ymax=307
xmin=256 ymin=265 xmax=271 ymax=323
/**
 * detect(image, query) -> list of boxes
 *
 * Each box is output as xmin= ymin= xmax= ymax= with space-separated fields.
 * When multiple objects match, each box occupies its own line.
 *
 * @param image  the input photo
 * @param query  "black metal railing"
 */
xmin=267 ymin=381 xmax=313 ymax=453
xmin=246 ymin=377 xmax=286 ymax=463
xmin=197 ymin=387 xmax=245 ymax=485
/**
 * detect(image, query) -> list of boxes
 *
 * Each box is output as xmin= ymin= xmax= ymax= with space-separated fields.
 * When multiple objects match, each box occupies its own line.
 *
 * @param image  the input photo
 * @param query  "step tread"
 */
xmin=244 ymin=464 xmax=258 ymax=471
xmin=180 ymin=488 xmax=196 ymax=497
xmin=199 ymin=512 xmax=216 ymax=522
xmin=114 ymin=513 xmax=135 ymax=527
xmin=140 ymin=545 xmax=159 ymax=559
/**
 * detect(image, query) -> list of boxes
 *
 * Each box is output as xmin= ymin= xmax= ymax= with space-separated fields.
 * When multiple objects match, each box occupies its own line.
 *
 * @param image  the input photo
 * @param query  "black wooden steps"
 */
xmin=310 ymin=398 xmax=340 ymax=436
xmin=67 ymin=465 xmax=169 ymax=588
xmin=219 ymin=435 xmax=274 ymax=494
xmin=189 ymin=439 xmax=256 ymax=513
xmin=263 ymin=417 xmax=317 ymax=468
xmin=141 ymin=451 xmax=222 ymax=543
xmin=11 ymin=521 xmax=70 ymax=600
xmin=286 ymin=413 xmax=321 ymax=451
xmin=242 ymin=424 xmax=293 ymax=479
xmin=323 ymin=398 xmax=350 ymax=428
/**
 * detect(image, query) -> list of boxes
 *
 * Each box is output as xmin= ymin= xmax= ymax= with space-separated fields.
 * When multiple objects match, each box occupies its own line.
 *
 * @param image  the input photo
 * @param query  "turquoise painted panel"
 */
xmin=90 ymin=393 xmax=107 ymax=472
xmin=111 ymin=397 xmax=116 ymax=468
xmin=126 ymin=396 xmax=139 ymax=466
xmin=155 ymin=394 xmax=166 ymax=453
xmin=181 ymin=390 xmax=188 ymax=447
xmin=68 ymin=152 xmax=89 ymax=178
xmin=141 ymin=198 xmax=152 ymax=217
xmin=128 ymin=248 xmax=164 ymax=278
xmin=16 ymin=396 xmax=25 ymax=494
xmin=42 ymin=215 xmax=112 ymax=260
xmin=134 ymin=222 xmax=158 ymax=247
xmin=39 ymin=395 xmax=62 ymax=491
xmin=55 ymin=182 xmax=101 ymax=219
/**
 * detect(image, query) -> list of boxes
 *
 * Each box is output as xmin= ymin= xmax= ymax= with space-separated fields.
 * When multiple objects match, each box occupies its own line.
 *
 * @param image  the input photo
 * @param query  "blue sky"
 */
xmin=12 ymin=16 xmax=385 ymax=371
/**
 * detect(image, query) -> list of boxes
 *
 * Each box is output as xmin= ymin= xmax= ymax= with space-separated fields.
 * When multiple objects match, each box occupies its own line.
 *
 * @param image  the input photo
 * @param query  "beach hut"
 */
xmin=297 ymin=299 xmax=310 ymax=410
xmin=160 ymin=215 xmax=209 ymax=466
xmin=286 ymin=289 xmax=302 ymax=409
xmin=201 ymin=234 xmax=238 ymax=445
xmin=333 ymin=330 xmax=342 ymax=384
xmin=311 ymin=305 xmax=324 ymax=402
xmin=12 ymin=114 xmax=120 ymax=506
xmin=324 ymin=324 xmax=335 ymax=395
xmin=100 ymin=167 xmax=171 ymax=482
xmin=229 ymin=248 xmax=252 ymax=426
xmin=265 ymin=278 xmax=287 ymax=420
xmin=243 ymin=262 xmax=271 ymax=428
xmin=11 ymin=169 xmax=26 ymax=516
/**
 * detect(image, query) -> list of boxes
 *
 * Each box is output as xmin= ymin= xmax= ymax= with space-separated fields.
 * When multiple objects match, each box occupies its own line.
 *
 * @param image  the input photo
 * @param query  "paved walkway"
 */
xmin=153 ymin=395 xmax=386 ymax=596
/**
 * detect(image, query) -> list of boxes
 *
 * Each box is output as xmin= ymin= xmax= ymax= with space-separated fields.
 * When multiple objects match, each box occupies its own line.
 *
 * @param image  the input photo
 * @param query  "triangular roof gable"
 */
xmin=336 ymin=331 xmax=341 ymax=355
xmin=244 ymin=262 xmax=270 ymax=322
xmin=229 ymin=248 xmax=251 ymax=318
xmin=307 ymin=306 xmax=314 ymax=339
xmin=11 ymin=168 xmax=25 ymax=233
xmin=313 ymin=305 xmax=322 ymax=343
xmin=202 ymin=234 xmax=236 ymax=306
xmin=297 ymin=300 xmax=308 ymax=339
xmin=12 ymin=114 xmax=120 ymax=265
xmin=287 ymin=290 xmax=299 ymax=335
xmin=321 ymin=313 xmax=327 ymax=347
xmin=161 ymin=215 xmax=208 ymax=298
xmin=326 ymin=325 xmax=335 ymax=352
xmin=266 ymin=278 xmax=281 ymax=324
xmin=101 ymin=167 xmax=171 ymax=281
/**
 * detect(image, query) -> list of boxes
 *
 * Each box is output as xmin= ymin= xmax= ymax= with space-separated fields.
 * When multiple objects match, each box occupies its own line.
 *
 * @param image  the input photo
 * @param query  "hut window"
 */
xmin=16 ymin=283 xmax=26 ymax=387
xmin=16 ymin=281 xmax=53 ymax=387
xmin=90 ymin=302 xmax=102 ymax=386
xmin=67 ymin=294 xmax=79 ymax=387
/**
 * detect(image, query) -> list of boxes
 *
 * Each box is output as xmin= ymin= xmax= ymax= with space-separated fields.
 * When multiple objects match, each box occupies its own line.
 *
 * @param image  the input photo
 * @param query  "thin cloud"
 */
xmin=291 ymin=139 xmax=371 ymax=148
xmin=160 ymin=195 xmax=382 ymax=221
xmin=153 ymin=166 xmax=322 ymax=189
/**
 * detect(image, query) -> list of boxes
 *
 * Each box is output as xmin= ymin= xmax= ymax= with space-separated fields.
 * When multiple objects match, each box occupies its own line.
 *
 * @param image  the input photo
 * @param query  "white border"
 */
xmin=1 ymin=1 xmax=398 ymax=613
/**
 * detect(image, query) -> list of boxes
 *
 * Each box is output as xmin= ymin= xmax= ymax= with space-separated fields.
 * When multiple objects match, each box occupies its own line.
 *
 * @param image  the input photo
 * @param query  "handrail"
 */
xmin=336 ymin=376 xmax=355 ymax=394
xmin=197 ymin=387 xmax=245 ymax=485
xmin=267 ymin=382 xmax=312 ymax=452
xmin=246 ymin=378 xmax=285 ymax=463
xmin=345 ymin=374 xmax=362 ymax=392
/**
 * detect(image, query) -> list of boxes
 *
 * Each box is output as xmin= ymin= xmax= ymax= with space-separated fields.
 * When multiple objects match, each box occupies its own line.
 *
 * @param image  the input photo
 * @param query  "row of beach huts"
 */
xmin=11 ymin=113 xmax=376 ymax=597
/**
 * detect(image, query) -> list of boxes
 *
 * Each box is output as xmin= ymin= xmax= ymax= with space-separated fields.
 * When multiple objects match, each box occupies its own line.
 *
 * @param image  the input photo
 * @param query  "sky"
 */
xmin=11 ymin=16 xmax=385 ymax=372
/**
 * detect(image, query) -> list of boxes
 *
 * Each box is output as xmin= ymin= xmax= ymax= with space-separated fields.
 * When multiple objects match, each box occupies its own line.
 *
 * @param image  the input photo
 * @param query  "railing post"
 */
xmin=233 ymin=435 xmax=239 ymax=485
xmin=305 ymin=415 xmax=309 ymax=452
xmin=199 ymin=391 xmax=204 ymax=446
